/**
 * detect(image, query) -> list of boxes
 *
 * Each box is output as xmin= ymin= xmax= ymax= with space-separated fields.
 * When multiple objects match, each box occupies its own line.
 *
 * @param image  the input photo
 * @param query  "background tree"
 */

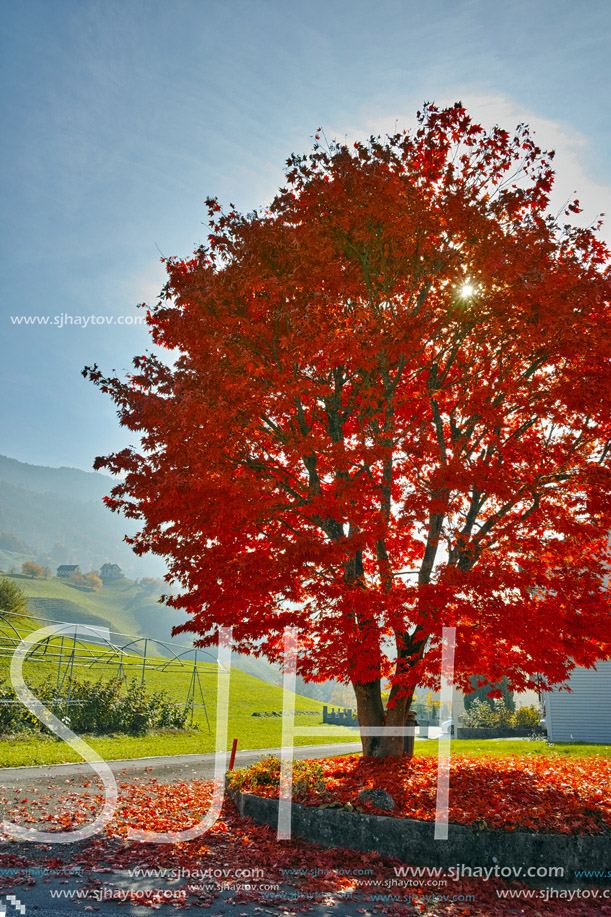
xmin=85 ymin=103 xmax=611 ymax=757
xmin=139 ymin=576 xmax=163 ymax=595
xmin=68 ymin=570 xmax=87 ymax=588
xmin=0 ymin=578 xmax=29 ymax=618
xmin=84 ymin=571 xmax=103 ymax=590
xmin=50 ymin=542 xmax=70 ymax=565
xmin=21 ymin=561 xmax=44 ymax=578
xmin=464 ymin=676 xmax=514 ymax=711
xmin=68 ymin=570 xmax=102 ymax=591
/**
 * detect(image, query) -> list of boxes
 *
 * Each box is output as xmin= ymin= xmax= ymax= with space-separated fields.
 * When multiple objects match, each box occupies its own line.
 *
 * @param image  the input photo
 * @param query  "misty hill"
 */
xmin=0 ymin=455 xmax=166 ymax=578
xmin=4 ymin=573 xmax=293 ymax=688
xmin=0 ymin=456 xmax=289 ymax=684
xmin=0 ymin=455 xmax=113 ymax=502
xmin=6 ymin=572 xmax=185 ymax=646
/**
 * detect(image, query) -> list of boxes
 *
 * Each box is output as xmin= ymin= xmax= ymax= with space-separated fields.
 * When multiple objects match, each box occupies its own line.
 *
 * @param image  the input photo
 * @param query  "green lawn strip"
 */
xmin=0 ymin=721 xmax=359 ymax=767
xmin=413 ymin=738 xmax=611 ymax=758
xmin=4 ymin=734 xmax=610 ymax=769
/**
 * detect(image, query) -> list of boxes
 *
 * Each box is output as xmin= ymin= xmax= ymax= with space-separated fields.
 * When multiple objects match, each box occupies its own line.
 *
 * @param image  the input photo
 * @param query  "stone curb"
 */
xmin=226 ymin=784 xmax=609 ymax=879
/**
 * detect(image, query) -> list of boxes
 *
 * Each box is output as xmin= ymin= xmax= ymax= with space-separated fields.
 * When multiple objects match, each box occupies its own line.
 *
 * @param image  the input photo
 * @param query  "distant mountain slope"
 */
xmin=0 ymin=533 xmax=34 ymax=554
xmin=0 ymin=536 xmax=38 ymax=573
xmin=0 ymin=457 xmax=350 ymax=697
xmin=0 ymin=455 xmax=112 ymax=502
xmin=0 ymin=455 xmax=166 ymax=577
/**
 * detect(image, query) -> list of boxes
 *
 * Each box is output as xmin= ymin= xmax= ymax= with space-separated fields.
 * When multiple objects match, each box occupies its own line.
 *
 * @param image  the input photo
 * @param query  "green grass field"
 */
xmin=0 ymin=607 xmax=358 ymax=767
xmin=4 ymin=735 xmax=607 ymax=769
xmin=413 ymin=738 xmax=611 ymax=758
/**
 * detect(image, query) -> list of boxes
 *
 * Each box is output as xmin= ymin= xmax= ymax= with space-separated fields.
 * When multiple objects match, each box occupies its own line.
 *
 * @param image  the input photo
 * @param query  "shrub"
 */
xmin=84 ymin=572 xmax=102 ymax=590
xmin=228 ymin=754 xmax=329 ymax=801
xmin=460 ymin=698 xmax=542 ymax=733
xmin=514 ymin=704 xmax=542 ymax=729
xmin=68 ymin=571 xmax=103 ymax=590
xmin=495 ymin=697 xmax=515 ymax=728
xmin=0 ymin=676 xmax=189 ymax=737
xmin=0 ymin=679 xmax=23 ymax=733
xmin=22 ymin=561 xmax=44 ymax=578
xmin=461 ymin=698 xmax=500 ymax=728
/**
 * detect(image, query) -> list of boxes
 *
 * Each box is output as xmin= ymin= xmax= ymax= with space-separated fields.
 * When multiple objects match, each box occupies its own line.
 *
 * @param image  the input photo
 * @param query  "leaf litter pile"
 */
xmin=228 ymin=754 xmax=611 ymax=834
xmin=0 ymin=756 xmax=609 ymax=916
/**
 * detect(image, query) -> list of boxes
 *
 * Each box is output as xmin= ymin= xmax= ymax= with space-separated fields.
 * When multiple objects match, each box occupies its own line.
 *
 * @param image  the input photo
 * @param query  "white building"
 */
xmin=543 ymin=660 xmax=611 ymax=743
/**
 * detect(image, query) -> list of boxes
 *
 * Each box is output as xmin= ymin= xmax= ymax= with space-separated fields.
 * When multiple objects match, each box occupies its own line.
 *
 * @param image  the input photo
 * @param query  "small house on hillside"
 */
xmin=543 ymin=660 xmax=611 ymax=743
xmin=57 ymin=564 xmax=80 ymax=578
xmin=100 ymin=563 xmax=123 ymax=581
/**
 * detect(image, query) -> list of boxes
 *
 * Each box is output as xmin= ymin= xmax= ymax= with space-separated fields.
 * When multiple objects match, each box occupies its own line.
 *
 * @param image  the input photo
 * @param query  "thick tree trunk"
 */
xmin=353 ymin=679 xmax=411 ymax=758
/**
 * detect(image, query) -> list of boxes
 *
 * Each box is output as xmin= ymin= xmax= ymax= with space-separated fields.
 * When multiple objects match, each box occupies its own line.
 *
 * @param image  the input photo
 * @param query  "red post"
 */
xmin=228 ymin=737 xmax=238 ymax=770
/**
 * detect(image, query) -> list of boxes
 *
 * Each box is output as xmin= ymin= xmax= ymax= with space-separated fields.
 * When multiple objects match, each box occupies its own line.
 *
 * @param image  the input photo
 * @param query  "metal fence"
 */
xmin=0 ymin=611 xmax=217 ymax=729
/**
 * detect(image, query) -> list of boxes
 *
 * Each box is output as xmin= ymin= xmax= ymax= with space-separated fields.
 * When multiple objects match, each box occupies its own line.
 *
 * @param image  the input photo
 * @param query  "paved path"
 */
xmin=0 ymin=733 xmax=444 ymax=786
xmin=0 ymin=880 xmax=380 ymax=917
xmin=0 ymin=743 xmax=397 ymax=916
xmin=0 ymin=742 xmax=362 ymax=787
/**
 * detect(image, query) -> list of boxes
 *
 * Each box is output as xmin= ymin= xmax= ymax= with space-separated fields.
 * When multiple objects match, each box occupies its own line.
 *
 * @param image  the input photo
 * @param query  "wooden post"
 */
xmin=404 ymin=709 xmax=418 ymax=758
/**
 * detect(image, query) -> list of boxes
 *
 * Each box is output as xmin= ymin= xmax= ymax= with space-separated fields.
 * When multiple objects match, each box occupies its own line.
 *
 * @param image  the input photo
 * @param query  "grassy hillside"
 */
xmin=9 ymin=575 xmax=142 ymax=632
xmin=1 ymin=572 xmax=348 ymax=697
xmin=0 ymin=545 xmax=38 ymax=572
xmin=2 ymin=573 xmax=301 ymax=683
xmin=4 ymin=573 xmax=179 ymax=642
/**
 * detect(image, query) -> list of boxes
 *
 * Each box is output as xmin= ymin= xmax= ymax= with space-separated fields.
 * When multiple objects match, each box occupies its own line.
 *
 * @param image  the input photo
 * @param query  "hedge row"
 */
xmin=0 ymin=676 xmax=188 ymax=736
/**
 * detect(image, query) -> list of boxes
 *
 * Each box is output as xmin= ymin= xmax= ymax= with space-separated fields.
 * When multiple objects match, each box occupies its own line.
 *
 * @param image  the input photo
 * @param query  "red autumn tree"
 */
xmin=85 ymin=103 xmax=611 ymax=757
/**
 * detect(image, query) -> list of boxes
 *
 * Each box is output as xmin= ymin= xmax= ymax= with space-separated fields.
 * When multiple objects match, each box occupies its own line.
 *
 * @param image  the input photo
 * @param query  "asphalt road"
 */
xmin=0 ymin=882 xmax=381 ymax=917
xmin=0 ymin=743 xmax=392 ymax=917
xmin=0 ymin=742 xmax=362 ymax=788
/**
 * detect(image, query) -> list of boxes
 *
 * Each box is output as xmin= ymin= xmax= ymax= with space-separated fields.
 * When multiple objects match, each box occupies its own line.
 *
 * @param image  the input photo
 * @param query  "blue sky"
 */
xmin=1 ymin=0 xmax=609 ymax=472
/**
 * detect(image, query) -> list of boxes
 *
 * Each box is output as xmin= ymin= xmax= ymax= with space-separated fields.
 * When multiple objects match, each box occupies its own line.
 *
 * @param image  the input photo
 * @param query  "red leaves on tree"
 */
xmin=83 ymin=102 xmax=611 ymax=756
